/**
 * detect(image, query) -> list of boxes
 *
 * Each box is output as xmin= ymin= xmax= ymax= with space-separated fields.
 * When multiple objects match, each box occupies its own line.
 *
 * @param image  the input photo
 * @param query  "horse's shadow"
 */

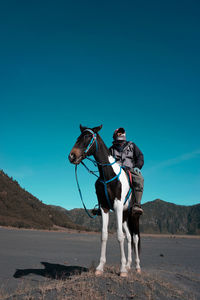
xmin=13 ymin=262 xmax=88 ymax=280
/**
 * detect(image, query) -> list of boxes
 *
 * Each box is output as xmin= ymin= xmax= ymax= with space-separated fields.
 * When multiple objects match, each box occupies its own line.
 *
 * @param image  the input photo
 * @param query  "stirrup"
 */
xmin=91 ymin=205 xmax=101 ymax=216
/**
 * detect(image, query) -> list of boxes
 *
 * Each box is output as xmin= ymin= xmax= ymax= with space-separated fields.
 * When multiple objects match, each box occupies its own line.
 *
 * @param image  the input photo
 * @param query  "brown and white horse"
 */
xmin=68 ymin=125 xmax=141 ymax=277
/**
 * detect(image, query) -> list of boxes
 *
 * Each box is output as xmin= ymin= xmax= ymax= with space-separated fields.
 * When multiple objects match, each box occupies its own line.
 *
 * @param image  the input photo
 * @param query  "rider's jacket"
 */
xmin=109 ymin=141 xmax=144 ymax=172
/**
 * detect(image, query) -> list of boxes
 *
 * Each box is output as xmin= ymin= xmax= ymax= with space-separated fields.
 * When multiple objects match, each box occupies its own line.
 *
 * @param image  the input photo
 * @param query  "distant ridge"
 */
xmin=59 ymin=199 xmax=200 ymax=235
xmin=141 ymin=199 xmax=200 ymax=234
xmin=0 ymin=170 xmax=86 ymax=231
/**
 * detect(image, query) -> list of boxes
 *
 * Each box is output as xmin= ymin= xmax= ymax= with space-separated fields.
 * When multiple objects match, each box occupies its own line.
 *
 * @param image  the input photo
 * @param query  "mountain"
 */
xmin=141 ymin=199 xmax=200 ymax=234
xmin=57 ymin=199 xmax=200 ymax=235
xmin=0 ymin=170 xmax=86 ymax=231
xmin=1 ymin=169 xmax=199 ymax=234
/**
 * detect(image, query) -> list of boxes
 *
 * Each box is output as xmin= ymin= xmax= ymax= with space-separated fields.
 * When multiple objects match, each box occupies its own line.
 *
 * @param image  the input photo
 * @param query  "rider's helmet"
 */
xmin=113 ymin=128 xmax=126 ymax=141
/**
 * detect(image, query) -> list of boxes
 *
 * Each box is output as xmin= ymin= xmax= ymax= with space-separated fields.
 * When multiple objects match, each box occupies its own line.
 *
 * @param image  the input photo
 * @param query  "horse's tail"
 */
xmin=127 ymin=212 xmax=141 ymax=254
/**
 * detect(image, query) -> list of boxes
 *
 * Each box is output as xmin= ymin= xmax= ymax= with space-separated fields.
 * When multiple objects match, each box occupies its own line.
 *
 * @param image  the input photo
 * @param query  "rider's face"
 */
xmin=117 ymin=132 xmax=122 ymax=136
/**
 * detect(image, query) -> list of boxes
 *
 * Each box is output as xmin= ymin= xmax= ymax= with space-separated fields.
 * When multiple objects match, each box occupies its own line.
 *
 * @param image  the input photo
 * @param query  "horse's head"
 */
xmin=68 ymin=124 xmax=103 ymax=164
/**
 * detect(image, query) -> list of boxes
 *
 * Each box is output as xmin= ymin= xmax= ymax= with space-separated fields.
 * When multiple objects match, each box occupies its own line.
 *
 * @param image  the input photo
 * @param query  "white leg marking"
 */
xmin=114 ymin=200 xmax=127 ymax=274
xmin=133 ymin=234 xmax=141 ymax=271
xmin=96 ymin=208 xmax=109 ymax=274
xmin=123 ymin=220 xmax=132 ymax=270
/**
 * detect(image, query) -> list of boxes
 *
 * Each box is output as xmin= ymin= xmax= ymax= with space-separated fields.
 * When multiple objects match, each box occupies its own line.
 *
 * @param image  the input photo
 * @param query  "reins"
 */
xmin=75 ymin=164 xmax=98 ymax=219
xmin=75 ymin=157 xmax=119 ymax=218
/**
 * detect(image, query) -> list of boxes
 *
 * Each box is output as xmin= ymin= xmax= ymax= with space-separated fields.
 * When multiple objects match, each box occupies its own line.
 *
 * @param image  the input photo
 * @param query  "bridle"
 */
xmin=83 ymin=129 xmax=98 ymax=155
xmin=74 ymin=129 xmax=98 ymax=164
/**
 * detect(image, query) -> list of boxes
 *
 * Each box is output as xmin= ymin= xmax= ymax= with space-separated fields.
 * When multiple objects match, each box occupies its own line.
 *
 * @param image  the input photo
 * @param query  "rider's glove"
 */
xmin=134 ymin=167 xmax=141 ymax=174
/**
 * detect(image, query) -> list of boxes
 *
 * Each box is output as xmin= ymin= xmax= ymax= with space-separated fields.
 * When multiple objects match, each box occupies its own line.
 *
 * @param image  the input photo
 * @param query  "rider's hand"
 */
xmin=134 ymin=167 xmax=141 ymax=174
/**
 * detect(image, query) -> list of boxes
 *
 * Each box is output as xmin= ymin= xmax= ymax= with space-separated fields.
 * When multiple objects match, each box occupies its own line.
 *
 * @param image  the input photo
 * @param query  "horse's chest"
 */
xmin=96 ymin=180 xmax=122 ymax=209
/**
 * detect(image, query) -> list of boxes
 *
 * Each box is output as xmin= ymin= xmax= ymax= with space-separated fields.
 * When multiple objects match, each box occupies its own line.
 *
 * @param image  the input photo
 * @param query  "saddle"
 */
xmin=126 ymin=169 xmax=133 ymax=186
xmin=122 ymin=167 xmax=133 ymax=186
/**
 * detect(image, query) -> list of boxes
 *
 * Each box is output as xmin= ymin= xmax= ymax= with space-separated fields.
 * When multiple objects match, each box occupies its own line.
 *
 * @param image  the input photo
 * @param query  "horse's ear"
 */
xmin=92 ymin=125 xmax=103 ymax=133
xmin=80 ymin=124 xmax=87 ymax=133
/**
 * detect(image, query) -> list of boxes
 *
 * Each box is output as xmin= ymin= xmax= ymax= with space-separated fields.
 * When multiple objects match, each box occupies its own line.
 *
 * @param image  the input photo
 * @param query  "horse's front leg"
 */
xmin=95 ymin=208 xmax=109 ymax=276
xmin=114 ymin=200 xmax=127 ymax=277
xmin=123 ymin=220 xmax=132 ymax=270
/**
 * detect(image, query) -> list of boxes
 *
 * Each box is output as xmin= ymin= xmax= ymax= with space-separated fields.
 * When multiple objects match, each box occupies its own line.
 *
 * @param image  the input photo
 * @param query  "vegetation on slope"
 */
xmin=0 ymin=170 xmax=85 ymax=230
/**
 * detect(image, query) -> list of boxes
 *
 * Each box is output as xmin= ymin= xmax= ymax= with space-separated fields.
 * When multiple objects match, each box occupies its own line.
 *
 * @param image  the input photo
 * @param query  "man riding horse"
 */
xmin=110 ymin=127 xmax=144 ymax=215
xmin=69 ymin=125 xmax=142 ymax=275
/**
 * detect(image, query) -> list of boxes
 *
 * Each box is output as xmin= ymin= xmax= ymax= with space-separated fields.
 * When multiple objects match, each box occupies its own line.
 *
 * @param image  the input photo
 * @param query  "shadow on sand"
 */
xmin=13 ymin=262 xmax=88 ymax=280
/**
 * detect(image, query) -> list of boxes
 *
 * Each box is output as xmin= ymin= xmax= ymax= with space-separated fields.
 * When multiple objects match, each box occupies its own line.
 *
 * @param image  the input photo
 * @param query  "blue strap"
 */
xmin=84 ymin=129 xmax=95 ymax=135
xmin=100 ymin=166 xmax=122 ymax=184
xmin=84 ymin=134 xmax=96 ymax=153
xmin=124 ymin=187 xmax=132 ymax=205
xmin=77 ymin=155 xmax=119 ymax=214
xmin=86 ymin=157 xmax=116 ymax=166
xmin=81 ymin=161 xmax=99 ymax=178
xmin=84 ymin=129 xmax=98 ymax=154
xmin=75 ymin=161 xmax=132 ymax=215
xmin=99 ymin=166 xmax=122 ymax=210
xmin=75 ymin=165 xmax=98 ymax=219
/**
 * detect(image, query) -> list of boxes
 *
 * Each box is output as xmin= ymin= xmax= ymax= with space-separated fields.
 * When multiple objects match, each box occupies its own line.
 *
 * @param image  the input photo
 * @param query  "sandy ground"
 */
xmin=0 ymin=227 xmax=199 ymax=299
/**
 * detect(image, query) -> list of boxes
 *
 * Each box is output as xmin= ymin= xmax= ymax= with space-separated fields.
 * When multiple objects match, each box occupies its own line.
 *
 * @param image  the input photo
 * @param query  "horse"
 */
xmin=68 ymin=125 xmax=141 ymax=277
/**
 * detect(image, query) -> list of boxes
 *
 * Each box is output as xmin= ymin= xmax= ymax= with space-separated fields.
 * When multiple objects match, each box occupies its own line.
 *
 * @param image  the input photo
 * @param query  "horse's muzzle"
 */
xmin=68 ymin=152 xmax=76 ymax=163
xmin=68 ymin=152 xmax=85 ymax=164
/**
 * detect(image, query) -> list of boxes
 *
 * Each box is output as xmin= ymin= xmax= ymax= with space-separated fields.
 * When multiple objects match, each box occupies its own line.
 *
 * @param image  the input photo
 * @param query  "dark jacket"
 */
xmin=109 ymin=141 xmax=144 ymax=171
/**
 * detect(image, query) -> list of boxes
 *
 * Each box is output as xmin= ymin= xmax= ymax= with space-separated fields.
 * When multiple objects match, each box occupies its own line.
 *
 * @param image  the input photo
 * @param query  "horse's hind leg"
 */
xmin=95 ymin=208 xmax=109 ymax=276
xmin=123 ymin=220 xmax=132 ymax=270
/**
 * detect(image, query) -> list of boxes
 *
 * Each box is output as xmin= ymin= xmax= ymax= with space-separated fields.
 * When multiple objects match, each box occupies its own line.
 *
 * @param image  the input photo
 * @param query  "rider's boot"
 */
xmin=132 ymin=190 xmax=143 ymax=215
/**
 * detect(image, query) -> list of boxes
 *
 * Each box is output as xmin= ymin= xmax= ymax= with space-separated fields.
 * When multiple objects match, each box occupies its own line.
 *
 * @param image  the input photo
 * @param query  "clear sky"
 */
xmin=0 ymin=0 xmax=200 ymax=209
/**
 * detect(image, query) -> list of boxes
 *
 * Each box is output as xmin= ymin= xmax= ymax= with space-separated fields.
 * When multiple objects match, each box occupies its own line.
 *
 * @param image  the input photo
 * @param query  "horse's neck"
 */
xmin=93 ymin=136 xmax=116 ymax=180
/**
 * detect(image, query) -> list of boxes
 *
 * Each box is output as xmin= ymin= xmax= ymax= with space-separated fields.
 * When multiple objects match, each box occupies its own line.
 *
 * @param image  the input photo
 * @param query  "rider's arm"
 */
xmin=133 ymin=143 xmax=144 ymax=169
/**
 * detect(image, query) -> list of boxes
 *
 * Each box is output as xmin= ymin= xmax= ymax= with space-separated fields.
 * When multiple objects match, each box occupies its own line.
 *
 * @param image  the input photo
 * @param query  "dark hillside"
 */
xmin=140 ymin=199 xmax=191 ymax=234
xmin=0 ymin=170 xmax=85 ymax=230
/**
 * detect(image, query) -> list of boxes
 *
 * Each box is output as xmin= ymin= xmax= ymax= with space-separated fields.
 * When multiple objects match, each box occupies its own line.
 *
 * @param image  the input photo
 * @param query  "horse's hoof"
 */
xmin=95 ymin=270 xmax=103 ymax=276
xmin=120 ymin=272 xmax=128 ymax=278
xmin=136 ymin=268 xmax=141 ymax=274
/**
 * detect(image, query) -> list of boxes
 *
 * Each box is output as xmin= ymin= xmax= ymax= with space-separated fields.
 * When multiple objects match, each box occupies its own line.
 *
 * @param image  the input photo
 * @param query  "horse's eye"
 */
xmin=76 ymin=134 xmax=91 ymax=146
xmin=83 ymin=135 xmax=91 ymax=144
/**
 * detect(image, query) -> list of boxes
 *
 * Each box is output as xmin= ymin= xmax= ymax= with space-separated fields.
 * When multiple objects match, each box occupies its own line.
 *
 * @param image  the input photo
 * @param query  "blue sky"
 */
xmin=0 ymin=0 xmax=200 ymax=209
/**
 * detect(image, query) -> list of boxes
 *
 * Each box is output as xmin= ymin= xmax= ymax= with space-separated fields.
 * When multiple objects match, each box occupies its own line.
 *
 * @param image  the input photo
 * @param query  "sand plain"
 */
xmin=0 ymin=227 xmax=199 ymax=299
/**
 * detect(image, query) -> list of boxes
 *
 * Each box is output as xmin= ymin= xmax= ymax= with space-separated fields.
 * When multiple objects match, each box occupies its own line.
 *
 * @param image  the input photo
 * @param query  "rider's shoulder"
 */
xmin=124 ymin=141 xmax=134 ymax=149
